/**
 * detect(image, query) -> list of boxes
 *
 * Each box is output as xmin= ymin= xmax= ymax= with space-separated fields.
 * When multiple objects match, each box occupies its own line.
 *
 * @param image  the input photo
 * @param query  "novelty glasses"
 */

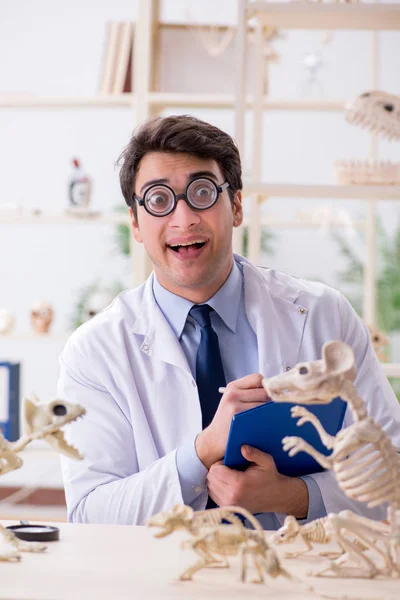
xmin=133 ymin=177 xmax=230 ymax=217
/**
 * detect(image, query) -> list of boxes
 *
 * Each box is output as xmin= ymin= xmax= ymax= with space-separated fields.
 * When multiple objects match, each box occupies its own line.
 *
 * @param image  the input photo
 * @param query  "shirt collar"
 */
xmin=153 ymin=259 xmax=242 ymax=339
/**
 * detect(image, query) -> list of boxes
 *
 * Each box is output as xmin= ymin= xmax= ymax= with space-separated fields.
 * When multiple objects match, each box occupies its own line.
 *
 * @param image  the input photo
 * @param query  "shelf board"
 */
xmin=242 ymin=216 xmax=365 ymax=230
xmin=0 ymin=94 xmax=133 ymax=108
xmin=243 ymin=182 xmax=400 ymax=200
xmin=149 ymin=93 xmax=345 ymax=111
xmin=0 ymin=93 xmax=345 ymax=111
xmin=247 ymin=3 xmax=400 ymax=31
xmin=0 ymin=212 xmax=130 ymax=225
xmin=0 ymin=332 xmax=71 ymax=341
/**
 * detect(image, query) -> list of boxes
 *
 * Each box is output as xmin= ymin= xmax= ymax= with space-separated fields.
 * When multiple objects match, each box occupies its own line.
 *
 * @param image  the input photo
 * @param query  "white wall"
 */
xmin=0 ymin=0 xmax=400 ymax=408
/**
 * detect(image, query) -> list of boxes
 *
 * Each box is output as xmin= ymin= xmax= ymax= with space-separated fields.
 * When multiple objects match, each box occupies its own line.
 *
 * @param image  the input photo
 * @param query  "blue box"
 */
xmin=0 ymin=362 xmax=20 ymax=442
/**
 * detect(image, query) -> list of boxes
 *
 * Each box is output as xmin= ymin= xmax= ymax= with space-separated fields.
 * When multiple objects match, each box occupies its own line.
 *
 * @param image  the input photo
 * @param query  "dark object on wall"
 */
xmin=0 ymin=361 xmax=20 ymax=442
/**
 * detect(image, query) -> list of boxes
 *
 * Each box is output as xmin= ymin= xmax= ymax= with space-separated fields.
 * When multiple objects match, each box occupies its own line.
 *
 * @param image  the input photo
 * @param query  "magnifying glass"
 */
xmin=6 ymin=520 xmax=60 ymax=542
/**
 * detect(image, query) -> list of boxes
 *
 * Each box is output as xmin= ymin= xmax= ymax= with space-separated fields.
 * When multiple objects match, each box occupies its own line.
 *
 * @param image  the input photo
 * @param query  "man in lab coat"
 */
xmin=58 ymin=115 xmax=400 ymax=528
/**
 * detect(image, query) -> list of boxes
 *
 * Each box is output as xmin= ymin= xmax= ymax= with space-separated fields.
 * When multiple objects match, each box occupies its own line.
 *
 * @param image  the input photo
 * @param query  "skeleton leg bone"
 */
xmin=240 ymin=542 xmax=265 ymax=584
xmin=0 ymin=451 xmax=23 ymax=475
xmin=310 ymin=513 xmax=391 ymax=578
xmin=282 ymin=436 xmax=333 ymax=470
xmin=181 ymin=535 xmax=229 ymax=570
xmin=291 ymin=406 xmax=336 ymax=450
xmin=0 ymin=525 xmax=47 ymax=556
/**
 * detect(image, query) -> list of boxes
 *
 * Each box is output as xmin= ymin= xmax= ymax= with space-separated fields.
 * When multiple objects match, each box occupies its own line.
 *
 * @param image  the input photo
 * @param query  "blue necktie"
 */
xmin=190 ymin=304 xmax=226 ymax=510
xmin=190 ymin=304 xmax=226 ymax=429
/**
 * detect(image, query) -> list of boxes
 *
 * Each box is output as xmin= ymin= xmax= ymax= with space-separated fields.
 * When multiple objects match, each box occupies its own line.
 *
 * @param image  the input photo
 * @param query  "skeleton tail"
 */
xmin=222 ymin=505 xmax=265 ymax=538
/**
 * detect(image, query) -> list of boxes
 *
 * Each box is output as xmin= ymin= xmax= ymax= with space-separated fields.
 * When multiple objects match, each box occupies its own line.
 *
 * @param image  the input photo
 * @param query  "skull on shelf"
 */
xmin=30 ymin=302 xmax=54 ymax=334
xmin=0 ymin=309 xmax=15 ymax=334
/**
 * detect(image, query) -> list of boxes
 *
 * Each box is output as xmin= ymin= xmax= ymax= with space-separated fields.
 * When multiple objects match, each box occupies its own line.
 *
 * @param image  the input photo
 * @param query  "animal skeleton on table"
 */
xmin=148 ymin=503 xmax=291 ymax=584
xmin=263 ymin=340 xmax=400 ymax=578
xmin=335 ymin=90 xmax=400 ymax=185
xmin=0 ymin=395 xmax=85 ymax=561
xmin=272 ymin=512 xmax=389 ymax=560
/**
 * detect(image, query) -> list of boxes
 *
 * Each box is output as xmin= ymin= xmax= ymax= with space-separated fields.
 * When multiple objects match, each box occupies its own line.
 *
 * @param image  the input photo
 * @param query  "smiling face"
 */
xmin=130 ymin=152 xmax=243 ymax=303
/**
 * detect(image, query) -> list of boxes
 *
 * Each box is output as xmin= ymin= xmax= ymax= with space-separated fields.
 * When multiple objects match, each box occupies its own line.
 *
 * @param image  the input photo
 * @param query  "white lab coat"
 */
xmin=58 ymin=254 xmax=400 ymax=526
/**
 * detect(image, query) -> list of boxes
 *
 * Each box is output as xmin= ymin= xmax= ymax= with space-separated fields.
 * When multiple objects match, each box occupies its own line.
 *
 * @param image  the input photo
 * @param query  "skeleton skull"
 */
xmin=270 ymin=516 xmax=300 ymax=546
xmin=262 ymin=341 xmax=357 ymax=404
xmin=345 ymin=91 xmax=400 ymax=141
xmin=22 ymin=395 xmax=86 ymax=459
xmin=0 ymin=309 xmax=15 ymax=334
xmin=30 ymin=302 xmax=54 ymax=334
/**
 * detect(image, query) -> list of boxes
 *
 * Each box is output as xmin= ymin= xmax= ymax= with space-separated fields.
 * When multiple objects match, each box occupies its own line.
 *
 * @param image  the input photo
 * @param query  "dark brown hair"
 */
xmin=117 ymin=115 xmax=242 ymax=218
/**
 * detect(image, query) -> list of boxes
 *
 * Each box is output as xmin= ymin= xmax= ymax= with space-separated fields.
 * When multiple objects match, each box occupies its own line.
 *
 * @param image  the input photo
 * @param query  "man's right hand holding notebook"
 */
xmin=195 ymin=373 xmax=267 ymax=470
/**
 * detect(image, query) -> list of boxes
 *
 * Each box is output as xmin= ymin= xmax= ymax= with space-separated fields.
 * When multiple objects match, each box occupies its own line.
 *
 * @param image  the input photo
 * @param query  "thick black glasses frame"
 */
xmin=133 ymin=177 xmax=230 ymax=217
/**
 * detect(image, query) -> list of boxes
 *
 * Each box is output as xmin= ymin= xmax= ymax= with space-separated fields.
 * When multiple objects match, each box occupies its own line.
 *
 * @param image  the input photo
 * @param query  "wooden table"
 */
xmin=1 ymin=520 xmax=399 ymax=599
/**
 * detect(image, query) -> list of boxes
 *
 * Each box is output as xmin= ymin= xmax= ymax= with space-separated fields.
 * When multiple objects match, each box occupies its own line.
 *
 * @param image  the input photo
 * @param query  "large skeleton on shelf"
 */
xmin=335 ymin=90 xmax=400 ymax=185
xmin=263 ymin=341 xmax=400 ymax=578
xmin=0 ymin=395 xmax=85 ymax=561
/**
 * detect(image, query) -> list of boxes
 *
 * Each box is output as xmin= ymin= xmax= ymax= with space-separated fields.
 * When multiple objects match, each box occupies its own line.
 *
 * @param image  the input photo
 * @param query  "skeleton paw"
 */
xmin=319 ymin=551 xmax=344 ymax=559
xmin=179 ymin=572 xmax=193 ymax=581
xmin=250 ymin=577 xmax=264 ymax=584
xmin=284 ymin=551 xmax=305 ymax=559
xmin=291 ymin=406 xmax=314 ymax=426
xmin=19 ymin=541 xmax=47 ymax=553
xmin=282 ymin=436 xmax=307 ymax=457
xmin=306 ymin=567 xmax=328 ymax=578
xmin=0 ymin=550 xmax=21 ymax=562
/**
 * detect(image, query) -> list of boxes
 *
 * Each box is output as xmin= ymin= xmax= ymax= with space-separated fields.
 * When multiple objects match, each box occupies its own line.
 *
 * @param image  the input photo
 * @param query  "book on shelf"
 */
xmin=0 ymin=361 xmax=20 ymax=442
xmin=99 ymin=21 xmax=133 ymax=96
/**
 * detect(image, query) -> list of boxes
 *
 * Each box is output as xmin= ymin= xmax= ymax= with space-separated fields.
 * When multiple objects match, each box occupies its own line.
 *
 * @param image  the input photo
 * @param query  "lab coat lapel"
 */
xmin=131 ymin=274 xmax=191 ymax=373
xmin=240 ymin=258 xmax=308 ymax=377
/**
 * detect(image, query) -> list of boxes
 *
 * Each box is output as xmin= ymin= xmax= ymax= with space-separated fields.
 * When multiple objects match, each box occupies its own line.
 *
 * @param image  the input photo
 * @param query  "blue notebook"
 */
xmin=223 ymin=397 xmax=346 ymax=477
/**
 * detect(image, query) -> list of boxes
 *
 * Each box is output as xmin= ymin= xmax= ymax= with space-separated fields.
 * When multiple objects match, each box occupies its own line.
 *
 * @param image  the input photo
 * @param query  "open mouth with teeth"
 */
xmin=43 ymin=430 xmax=83 ymax=460
xmin=167 ymin=240 xmax=208 ymax=257
xmin=266 ymin=386 xmax=299 ymax=402
xmin=41 ymin=408 xmax=86 ymax=460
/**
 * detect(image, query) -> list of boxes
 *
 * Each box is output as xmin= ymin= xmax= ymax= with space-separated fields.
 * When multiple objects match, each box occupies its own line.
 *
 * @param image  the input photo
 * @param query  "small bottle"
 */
xmin=68 ymin=158 xmax=92 ymax=209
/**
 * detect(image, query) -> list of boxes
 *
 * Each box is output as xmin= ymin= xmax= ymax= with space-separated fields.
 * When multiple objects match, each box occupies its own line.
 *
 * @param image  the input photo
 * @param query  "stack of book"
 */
xmin=99 ymin=22 xmax=133 ymax=96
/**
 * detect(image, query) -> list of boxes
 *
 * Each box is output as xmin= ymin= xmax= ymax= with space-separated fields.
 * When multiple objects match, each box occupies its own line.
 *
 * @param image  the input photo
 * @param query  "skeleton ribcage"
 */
xmin=194 ymin=509 xmax=244 ymax=531
xmin=333 ymin=434 xmax=400 ymax=509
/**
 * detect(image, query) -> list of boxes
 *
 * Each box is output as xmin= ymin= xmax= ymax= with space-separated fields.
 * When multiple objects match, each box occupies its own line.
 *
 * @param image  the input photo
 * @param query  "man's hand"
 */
xmin=195 ymin=374 xmax=268 ymax=470
xmin=206 ymin=445 xmax=309 ymax=519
